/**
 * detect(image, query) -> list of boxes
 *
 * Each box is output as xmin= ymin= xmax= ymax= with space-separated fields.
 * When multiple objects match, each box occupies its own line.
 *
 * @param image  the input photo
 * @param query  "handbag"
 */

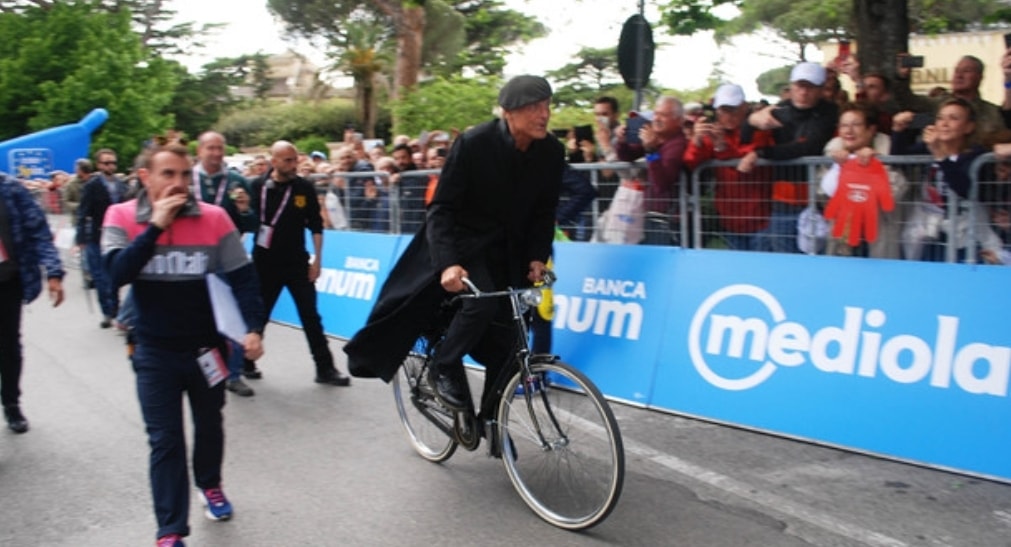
xmin=324 ymin=190 xmax=349 ymax=230
xmin=595 ymin=179 xmax=645 ymax=244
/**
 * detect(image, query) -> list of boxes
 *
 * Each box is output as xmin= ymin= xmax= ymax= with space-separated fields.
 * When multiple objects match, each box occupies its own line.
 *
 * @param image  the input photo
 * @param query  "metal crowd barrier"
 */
xmin=689 ymin=154 xmax=1006 ymax=264
xmin=308 ymin=154 xmax=1009 ymax=266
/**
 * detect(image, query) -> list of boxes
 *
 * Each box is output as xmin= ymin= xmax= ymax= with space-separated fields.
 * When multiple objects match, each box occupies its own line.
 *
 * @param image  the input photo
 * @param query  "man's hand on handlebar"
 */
xmin=528 ymin=260 xmax=548 ymax=284
xmin=441 ymin=264 xmax=468 ymax=293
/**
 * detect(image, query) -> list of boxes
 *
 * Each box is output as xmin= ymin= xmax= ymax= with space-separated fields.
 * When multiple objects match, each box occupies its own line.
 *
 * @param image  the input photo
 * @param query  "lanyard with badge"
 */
xmin=192 ymin=169 xmax=230 ymax=206
xmin=257 ymin=181 xmax=291 ymax=249
xmin=196 ymin=346 xmax=229 ymax=387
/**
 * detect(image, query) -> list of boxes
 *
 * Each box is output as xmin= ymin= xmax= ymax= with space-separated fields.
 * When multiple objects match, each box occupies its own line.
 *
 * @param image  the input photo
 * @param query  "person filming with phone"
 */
xmin=893 ymin=54 xmax=1007 ymax=145
xmin=614 ymin=95 xmax=688 ymax=246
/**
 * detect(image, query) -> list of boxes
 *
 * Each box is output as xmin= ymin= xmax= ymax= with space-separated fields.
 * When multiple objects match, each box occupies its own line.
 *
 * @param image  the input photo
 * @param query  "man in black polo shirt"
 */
xmin=244 ymin=141 xmax=350 ymax=386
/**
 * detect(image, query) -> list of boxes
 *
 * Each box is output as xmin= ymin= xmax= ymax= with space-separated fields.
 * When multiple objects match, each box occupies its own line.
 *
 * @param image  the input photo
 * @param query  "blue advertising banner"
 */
xmin=549 ymin=243 xmax=676 ymax=405
xmin=269 ymin=231 xmax=403 ymax=338
xmin=652 ymin=249 xmax=1011 ymax=480
xmin=9 ymin=149 xmax=54 ymax=179
xmin=278 ymin=231 xmax=1011 ymax=481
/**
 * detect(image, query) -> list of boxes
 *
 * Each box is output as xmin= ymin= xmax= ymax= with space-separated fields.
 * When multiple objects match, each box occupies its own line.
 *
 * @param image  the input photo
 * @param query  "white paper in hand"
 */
xmin=206 ymin=273 xmax=248 ymax=345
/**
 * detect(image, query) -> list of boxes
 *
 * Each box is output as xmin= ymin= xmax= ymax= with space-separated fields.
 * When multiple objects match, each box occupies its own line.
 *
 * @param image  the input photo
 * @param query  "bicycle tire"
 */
xmin=392 ymin=352 xmax=458 ymax=462
xmin=497 ymin=359 xmax=624 ymax=530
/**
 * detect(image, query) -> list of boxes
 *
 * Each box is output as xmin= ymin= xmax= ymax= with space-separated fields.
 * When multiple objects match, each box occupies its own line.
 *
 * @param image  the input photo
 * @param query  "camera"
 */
xmin=700 ymin=105 xmax=716 ymax=123
xmin=901 ymin=55 xmax=925 ymax=69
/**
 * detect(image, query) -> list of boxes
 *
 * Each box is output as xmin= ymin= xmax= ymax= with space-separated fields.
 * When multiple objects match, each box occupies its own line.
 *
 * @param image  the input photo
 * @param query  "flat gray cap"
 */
xmin=498 ymin=75 xmax=553 ymax=111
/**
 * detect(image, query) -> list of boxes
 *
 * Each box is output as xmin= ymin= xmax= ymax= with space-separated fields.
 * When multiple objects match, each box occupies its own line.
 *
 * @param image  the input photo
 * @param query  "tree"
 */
xmin=657 ymin=0 xmax=1005 ymax=93
xmin=165 ymin=54 xmax=272 ymax=140
xmin=420 ymin=0 xmax=466 ymax=78
xmin=755 ymin=65 xmax=792 ymax=96
xmin=722 ymin=0 xmax=850 ymax=60
xmin=449 ymin=0 xmax=546 ymax=76
xmin=389 ymin=76 xmax=499 ymax=136
xmin=215 ymin=98 xmax=374 ymax=148
xmin=330 ymin=17 xmax=393 ymax=137
xmin=267 ymin=0 xmax=427 ymax=98
xmin=547 ymin=46 xmax=629 ymax=109
xmin=852 ymin=0 xmax=908 ymax=80
xmin=0 ymin=0 xmax=224 ymax=57
xmin=267 ymin=0 xmax=543 ymax=97
xmin=0 ymin=2 xmax=176 ymax=161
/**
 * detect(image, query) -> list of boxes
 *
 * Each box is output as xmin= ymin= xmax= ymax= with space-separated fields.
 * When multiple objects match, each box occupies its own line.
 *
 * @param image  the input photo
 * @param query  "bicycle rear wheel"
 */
xmin=497 ymin=360 xmax=624 ymax=530
xmin=392 ymin=352 xmax=457 ymax=462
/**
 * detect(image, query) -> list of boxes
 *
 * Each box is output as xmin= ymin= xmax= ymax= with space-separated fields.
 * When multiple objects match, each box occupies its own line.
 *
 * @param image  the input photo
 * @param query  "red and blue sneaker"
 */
xmin=156 ymin=533 xmax=184 ymax=547
xmin=199 ymin=486 xmax=233 ymax=521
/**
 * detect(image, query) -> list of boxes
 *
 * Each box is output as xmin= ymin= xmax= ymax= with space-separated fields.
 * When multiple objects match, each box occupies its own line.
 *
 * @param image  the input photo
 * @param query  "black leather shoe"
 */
xmin=428 ymin=366 xmax=468 ymax=410
xmin=4 ymin=405 xmax=29 ymax=434
xmin=242 ymin=364 xmax=263 ymax=380
xmin=226 ymin=378 xmax=255 ymax=397
xmin=315 ymin=369 xmax=351 ymax=386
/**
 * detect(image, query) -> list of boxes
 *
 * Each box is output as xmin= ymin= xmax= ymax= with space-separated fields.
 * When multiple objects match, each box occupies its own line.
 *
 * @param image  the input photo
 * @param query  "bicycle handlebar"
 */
xmin=452 ymin=268 xmax=554 ymax=307
xmin=459 ymin=267 xmax=555 ymax=297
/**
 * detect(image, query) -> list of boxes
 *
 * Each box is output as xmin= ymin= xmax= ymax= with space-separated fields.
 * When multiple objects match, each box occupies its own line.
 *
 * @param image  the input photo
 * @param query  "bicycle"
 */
xmin=391 ymin=271 xmax=625 ymax=530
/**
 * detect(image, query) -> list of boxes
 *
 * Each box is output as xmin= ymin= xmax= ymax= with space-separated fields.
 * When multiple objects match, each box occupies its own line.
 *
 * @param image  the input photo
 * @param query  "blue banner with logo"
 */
xmin=550 ymin=243 xmax=676 ymax=405
xmin=8 ymin=149 xmax=54 ymax=179
xmin=652 ymin=249 xmax=1011 ymax=480
xmin=272 ymin=231 xmax=1011 ymax=481
xmin=269 ymin=231 xmax=404 ymax=338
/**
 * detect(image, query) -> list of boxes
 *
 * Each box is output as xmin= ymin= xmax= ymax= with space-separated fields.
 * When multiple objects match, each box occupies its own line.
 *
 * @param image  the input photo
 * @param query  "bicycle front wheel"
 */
xmin=497 ymin=360 xmax=624 ymax=530
xmin=392 ymin=352 xmax=457 ymax=462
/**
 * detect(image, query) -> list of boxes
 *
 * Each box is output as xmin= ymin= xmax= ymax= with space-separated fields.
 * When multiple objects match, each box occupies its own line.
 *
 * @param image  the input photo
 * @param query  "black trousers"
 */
xmin=0 ymin=276 xmax=23 ymax=407
xmin=432 ymin=258 xmax=518 ymax=413
xmin=248 ymin=260 xmax=335 ymax=376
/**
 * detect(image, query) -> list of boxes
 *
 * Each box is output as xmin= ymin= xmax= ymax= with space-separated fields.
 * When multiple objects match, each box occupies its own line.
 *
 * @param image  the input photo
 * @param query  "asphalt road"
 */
xmin=3 ymin=265 xmax=1011 ymax=547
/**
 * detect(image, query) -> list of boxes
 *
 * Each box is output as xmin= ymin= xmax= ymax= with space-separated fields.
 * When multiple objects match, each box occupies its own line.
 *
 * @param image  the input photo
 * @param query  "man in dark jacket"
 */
xmin=344 ymin=75 xmax=564 ymax=413
xmin=76 ymin=148 xmax=128 ymax=326
xmin=0 ymin=174 xmax=64 ymax=433
xmin=739 ymin=62 xmax=839 ymax=253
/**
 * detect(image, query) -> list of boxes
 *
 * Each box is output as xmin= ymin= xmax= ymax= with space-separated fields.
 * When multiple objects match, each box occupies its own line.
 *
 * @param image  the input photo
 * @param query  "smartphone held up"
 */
xmin=625 ymin=112 xmax=651 ymax=147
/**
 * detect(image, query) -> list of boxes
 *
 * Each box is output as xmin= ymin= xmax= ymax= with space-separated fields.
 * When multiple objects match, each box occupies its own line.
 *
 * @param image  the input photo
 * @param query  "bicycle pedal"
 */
xmin=453 ymin=412 xmax=482 ymax=451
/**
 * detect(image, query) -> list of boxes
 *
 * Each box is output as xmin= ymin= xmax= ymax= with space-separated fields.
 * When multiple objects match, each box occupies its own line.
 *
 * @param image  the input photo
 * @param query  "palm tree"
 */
xmin=331 ymin=20 xmax=392 ymax=138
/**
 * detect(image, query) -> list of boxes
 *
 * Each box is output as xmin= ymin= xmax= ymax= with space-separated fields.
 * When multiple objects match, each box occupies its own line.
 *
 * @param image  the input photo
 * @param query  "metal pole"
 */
xmin=634 ymin=0 xmax=645 ymax=110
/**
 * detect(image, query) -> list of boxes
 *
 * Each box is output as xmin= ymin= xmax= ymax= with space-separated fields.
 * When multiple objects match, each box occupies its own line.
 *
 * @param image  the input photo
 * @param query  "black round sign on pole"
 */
xmin=618 ymin=13 xmax=654 ymax=102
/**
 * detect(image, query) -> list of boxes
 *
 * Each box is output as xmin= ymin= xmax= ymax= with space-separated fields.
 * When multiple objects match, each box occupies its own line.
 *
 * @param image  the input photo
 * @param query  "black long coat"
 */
xmin=344 ymin=118 xmax=564 ymax=381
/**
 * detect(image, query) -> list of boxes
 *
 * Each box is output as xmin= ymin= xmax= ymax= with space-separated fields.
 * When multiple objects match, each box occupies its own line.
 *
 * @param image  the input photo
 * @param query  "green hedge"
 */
xmin=214 ymin=98 xmax=392 ymax=149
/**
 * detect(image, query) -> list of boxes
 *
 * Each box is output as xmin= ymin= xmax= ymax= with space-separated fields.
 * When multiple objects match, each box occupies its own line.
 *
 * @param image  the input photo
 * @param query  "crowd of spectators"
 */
xmin=13 ymin=47 xmax=1011 ymax=265
xmin=583 ymin=47 xmax=1011 ymax=263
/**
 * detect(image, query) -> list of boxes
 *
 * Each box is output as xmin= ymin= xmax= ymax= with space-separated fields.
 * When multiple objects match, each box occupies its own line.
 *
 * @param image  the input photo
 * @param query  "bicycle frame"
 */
xmin=456 ymin=273 xmax=568 ymax=452
xmin=393 ymin=269 xmax=625 ymax=529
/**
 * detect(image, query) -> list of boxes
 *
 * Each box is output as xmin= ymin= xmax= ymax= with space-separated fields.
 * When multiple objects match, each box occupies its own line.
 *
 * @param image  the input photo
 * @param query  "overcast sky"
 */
xmin=168 ymin=0 xmax=814 ymax=102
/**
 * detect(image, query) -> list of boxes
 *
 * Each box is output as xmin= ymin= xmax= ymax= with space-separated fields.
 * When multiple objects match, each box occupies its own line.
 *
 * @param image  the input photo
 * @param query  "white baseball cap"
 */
xmin=713 ymin=84 xmax=746 ymax=109
xmin=629 ymin=110 xmax=653 ymax=122
xmin=790 ymin=62 xmax=826 ymax=86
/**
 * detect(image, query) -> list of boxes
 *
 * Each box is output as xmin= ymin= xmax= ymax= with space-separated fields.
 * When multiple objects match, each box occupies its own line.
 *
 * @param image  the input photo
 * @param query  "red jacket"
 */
xmin=684 ymin=127 xmax=776 ymax=234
